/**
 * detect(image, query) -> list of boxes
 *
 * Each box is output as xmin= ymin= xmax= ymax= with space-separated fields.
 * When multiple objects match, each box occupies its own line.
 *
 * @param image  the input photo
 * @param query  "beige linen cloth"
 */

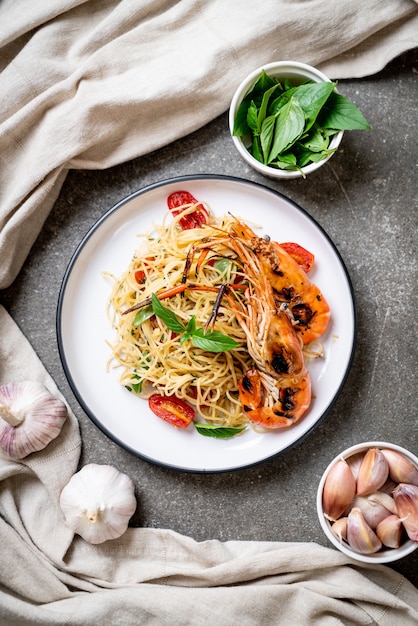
xmin=1 ymin=1 xmax=418 ymax=623
xmin=0 ymin=305 xmax=418 ymax=624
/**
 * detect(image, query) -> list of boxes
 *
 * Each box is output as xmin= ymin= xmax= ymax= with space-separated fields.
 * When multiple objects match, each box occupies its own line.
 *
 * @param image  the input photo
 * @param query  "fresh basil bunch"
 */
xmin=232 ymin=70 xmax=370 ymax=175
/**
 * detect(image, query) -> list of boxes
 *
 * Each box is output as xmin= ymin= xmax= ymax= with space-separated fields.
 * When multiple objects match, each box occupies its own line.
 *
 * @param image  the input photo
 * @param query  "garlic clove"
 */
xmin=392 ymin=483 xmax=418 ymax=542
xmin=60 ymin=464 xmax=137 ymax=544
xmin=367 ymin=491 xmax=397 ymax=515
xmin=349 ymin=493 xmax=392 ymax=530
xmin=347 ymin=507 xmax=382 ymax=554
xmin=356 ymin=448 xmax=389 ymax=496
xmin=0 ymin=381 xmax=67 ymax=459
xmin=376 ymin=514 xmax=405 ymax=549
xmin=345 ymin=452 xmax=365 ymax=481
xmin=322 ymin=459 xmax=356 ymax=522
xmin=381 ymin=449 xmax=418 ymax=487
xmin=331 ymin=517 xmax=348 ymax=543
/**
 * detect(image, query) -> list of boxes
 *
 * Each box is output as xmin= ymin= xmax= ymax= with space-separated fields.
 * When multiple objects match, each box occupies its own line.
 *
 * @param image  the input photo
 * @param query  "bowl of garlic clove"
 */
xmin=317 ymin=442 xmax=418 ymax=563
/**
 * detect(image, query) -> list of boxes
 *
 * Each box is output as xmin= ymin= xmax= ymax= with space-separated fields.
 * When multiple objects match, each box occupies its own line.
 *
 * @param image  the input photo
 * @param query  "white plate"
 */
xmin=57 ymin=175 xmax=356 ymax=472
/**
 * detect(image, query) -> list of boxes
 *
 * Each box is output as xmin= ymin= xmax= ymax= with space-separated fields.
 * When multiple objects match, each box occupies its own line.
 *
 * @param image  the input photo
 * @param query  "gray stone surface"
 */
xmin=2 ymin=49 xmax=417 ymax=587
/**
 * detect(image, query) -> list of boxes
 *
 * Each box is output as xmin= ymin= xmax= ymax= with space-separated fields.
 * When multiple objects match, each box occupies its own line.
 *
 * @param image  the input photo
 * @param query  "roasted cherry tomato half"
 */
xmin=148 ymin=394 xmax=194 ymax=428
xmin=167 ymin=190 xmax=208 ymax=229
xmin=134 ymin=268 xmax=146 ymax=283
xmin=134 ymin=257 xmax=154 ymax=284
xmin=280 ymin=242 xmax=315 ymax=273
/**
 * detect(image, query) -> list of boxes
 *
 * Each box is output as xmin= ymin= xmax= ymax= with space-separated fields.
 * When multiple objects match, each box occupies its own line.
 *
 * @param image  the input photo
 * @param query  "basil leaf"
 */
xmin=233 ymin=71 xmax=279 ymax=136
xmin=318 ymin=91 xmax=371 ymax=130
xmin=257 ymin=84 xmax=282 ymax=132
xmin=267 ymin=92 xmax=289 ymax=116
xmin=299 ymin=124 xmax=330 ymax=152
xmin=247 ymin=101 xmax=259 ymax=134
xmin=266 ymin=84 xmax=304 ymax=114
xmin=251 ymin=135 xmax=263 ymax=163
xmin=291 ymin=81 xmax=336 ymax=130
xmin=260 ymin=115 xmax=277 ymax=164
xmin=151 ymin=293 xmax=186 ymax=333
xmin=191 ymin=328 xmax=239 ymax=352
xmin=185 ymin=315 xmax=197 ymax=334
xmin=194 ymin=422 xmax=247 ymax=439
xmin=310 ymin=149 xmax=335 ymax=162
xmin=294 ymin=143 xmax=335 ymax=167
xmin=233 ymin=93 xmax=265 ymax=136
xmin=213 ymin=259 xmax=231 ymax=273
xmin=133 ymin=304 xmax=154 ymax=326
xmin=126 ymin=381 xmax=142 ymax=394
xmin=283 ymin=78 xmax=294 ymax=91
xmin=180 ymin=315 xmax=197 ymax=344
xmin=272 ymin=152 xmax=298 ymax=169
xmin=125 ymin=373 xmax=143 ymax=394
xmin=271 ymin=154 xmax=305 ymax=177
xmin=268 ymin=97 xmax=305 ymax=163
xmin=213 ymin=259 xmax=237 ymax=280
xmin=248 ymin=69 xmax=278 ymax=96
xmin=293 ymin=144 xmax=317 ymax=167
xmin=233 ymin=98 xmax=252 ymax=136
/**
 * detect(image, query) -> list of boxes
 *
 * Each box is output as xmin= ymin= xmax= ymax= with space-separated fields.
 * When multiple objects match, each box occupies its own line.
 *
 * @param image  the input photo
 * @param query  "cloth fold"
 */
xmin=1 ymin=303 xmax=418 ymax=623
xmin=1 ymin=0 xmax=418 ymax=289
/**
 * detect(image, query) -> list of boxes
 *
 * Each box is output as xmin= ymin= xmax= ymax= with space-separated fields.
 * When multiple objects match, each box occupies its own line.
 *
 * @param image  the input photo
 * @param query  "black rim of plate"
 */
xmin=56 ymin=174 xmax=357 ymax=473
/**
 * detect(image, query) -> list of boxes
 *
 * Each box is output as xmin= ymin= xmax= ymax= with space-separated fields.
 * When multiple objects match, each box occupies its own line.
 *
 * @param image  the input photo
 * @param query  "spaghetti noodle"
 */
xmin=106 ymin=205 xmax=254 ymax=427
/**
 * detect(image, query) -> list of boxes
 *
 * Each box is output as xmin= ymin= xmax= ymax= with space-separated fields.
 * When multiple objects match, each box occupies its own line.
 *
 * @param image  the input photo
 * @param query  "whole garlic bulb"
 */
xmin=0 ymin=381 xmax=67 ymax=459
xmin=60 ymin=464 xmax=137 ymax=544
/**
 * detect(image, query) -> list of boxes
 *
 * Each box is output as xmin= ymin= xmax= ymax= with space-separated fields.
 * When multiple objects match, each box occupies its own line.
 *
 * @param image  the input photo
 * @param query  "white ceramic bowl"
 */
xmin=317 ymin=441 xmax=418 ymax=563
xmin=229 ymin=61 xmax=344 ymax=179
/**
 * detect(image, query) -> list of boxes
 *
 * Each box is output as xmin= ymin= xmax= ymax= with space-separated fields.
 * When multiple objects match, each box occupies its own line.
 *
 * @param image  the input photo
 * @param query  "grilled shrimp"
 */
xmin=228 ymin=252 xmax=312 ymax=428
xmin=235 ymin=303 xmax=312 ymax=428
xmin=229 ymin=221 xmax=330 ymax=345
xmin=180 ymin=223 xmax=313 ymax=428
xmin=238 ymin=367 xmax=311 ymax=429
